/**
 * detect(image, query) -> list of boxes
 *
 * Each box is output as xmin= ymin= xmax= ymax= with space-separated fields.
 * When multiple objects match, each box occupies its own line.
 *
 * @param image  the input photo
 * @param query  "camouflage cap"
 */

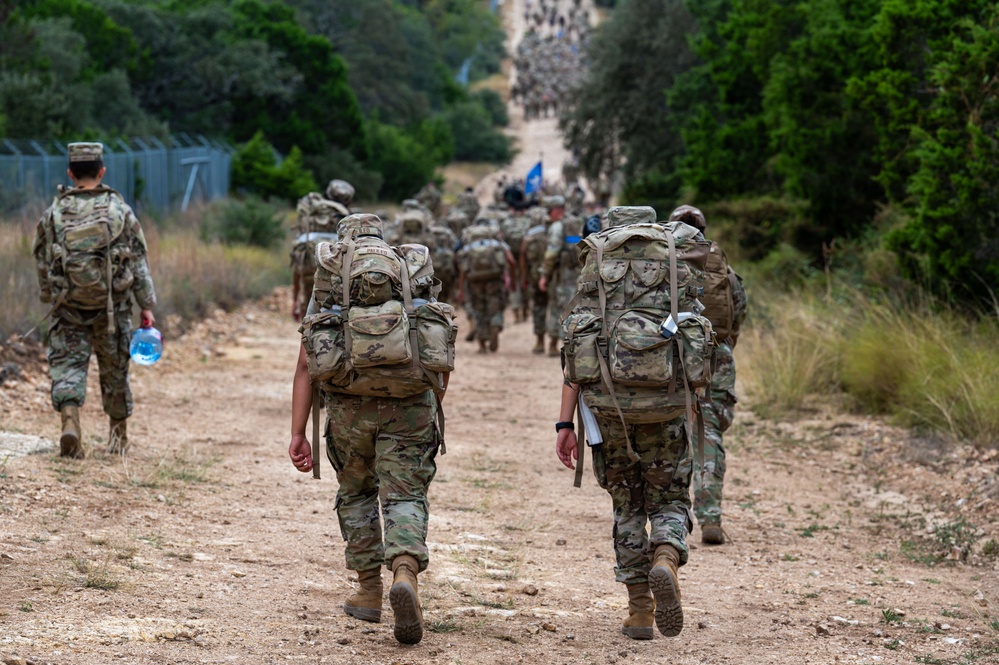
xmin=326 ymin=179 xmax=355 ymax=205
xmin=668 ymin=205 xmax=706 ymax=230
xmin=337 ymin=213 xmax=383 ymax=240
xmin=67 ymin=142 xmax=103 ymax=163
xmin=542 ymin=195 xmax=566 ymax=209
xmin=605 ymin=206 xmax=656 ymax=228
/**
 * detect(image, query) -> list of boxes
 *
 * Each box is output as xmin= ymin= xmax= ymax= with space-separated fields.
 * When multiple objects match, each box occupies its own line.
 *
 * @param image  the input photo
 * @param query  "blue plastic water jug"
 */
xmin=130 ymin=327 xmax=163 ymax=365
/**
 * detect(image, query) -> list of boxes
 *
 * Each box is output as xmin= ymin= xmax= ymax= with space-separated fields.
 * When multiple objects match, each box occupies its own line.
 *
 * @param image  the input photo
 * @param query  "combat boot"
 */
xmin=621 ymin=582 xmax=655 ymax=640
xmin=59 ymin=405 xmax=83 ymax=459
xmin=108 ymin=418 xmax=128 ymax=454
xmin=547 ymin=336 xmax=560 ymax=357
xmin=701 ymin=522 xmax=725 ymax=545
xmin=532 ymin=334 xmax=545 ymax=354
xmin=488 ymin=326 xmax=500 ymax=352
xmin=465 ymin=329 xmax=476 ymax=342
xmin=389 ymin=554 xmax=423 ymax=644
xmin=477 ymin=340 xmax=488 ymax=354
xmin=343 ymin=567 xmax=383 ymax=623
xmin=649 ymin=544 xmax=683 ymax=637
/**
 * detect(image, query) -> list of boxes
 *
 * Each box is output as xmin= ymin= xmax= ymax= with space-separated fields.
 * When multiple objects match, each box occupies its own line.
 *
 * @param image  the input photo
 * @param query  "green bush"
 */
xmin=365 ymin=121 xmax=441 ymax=201
xmin=231 ymin=131 xmax=318 ymax=205
xmin=472 ymin=89 xmax=509 ymax=127
xmin=444 ymin=101 xmax=511 ymax=163
xmin=200 ymin=197 xmax=285 ymax=249
xmin=303 ymin=149 xmax=383 ymax=203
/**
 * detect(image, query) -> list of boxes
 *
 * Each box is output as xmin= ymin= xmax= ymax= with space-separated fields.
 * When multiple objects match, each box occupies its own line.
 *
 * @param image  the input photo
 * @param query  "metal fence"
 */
xmin=0 ymin=134 xmax=234 ymax=215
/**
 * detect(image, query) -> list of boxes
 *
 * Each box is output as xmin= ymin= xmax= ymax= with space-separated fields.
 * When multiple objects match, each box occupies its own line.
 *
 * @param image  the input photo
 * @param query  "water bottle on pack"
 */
xmin=130 ymin=327 xmax=163 ymax=365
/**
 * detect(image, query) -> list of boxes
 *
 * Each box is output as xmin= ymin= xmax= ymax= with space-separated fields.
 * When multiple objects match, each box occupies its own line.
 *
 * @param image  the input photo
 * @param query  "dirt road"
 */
xmin=2 ymin=1 xmax=998 ymax=663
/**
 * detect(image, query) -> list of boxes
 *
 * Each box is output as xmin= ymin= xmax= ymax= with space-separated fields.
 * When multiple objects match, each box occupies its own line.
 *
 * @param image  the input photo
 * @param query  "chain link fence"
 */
xmin=0 ymin=134 xmax=234 ymax=215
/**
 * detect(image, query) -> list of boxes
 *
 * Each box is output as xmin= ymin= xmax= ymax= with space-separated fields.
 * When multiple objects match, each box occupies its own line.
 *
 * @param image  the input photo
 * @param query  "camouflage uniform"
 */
xmin=522 ymin=217 xmax=550 ymax=337
xmin=455 ymin=190 xmax=480 ymax=222
xmin=500 ymin=214 xmax=531 ymax=316
xmin=466 ymin=280 xmax=507 ymax=342
xmin=591 ymin=415 xmax=693 ymax=583
xmin=542 ymin=215 xmax=583 ymax=338
xmin=33 ymin=180 xmax=156 ymax=419
xmin=323 ymin=390 xmax=441 ymax=573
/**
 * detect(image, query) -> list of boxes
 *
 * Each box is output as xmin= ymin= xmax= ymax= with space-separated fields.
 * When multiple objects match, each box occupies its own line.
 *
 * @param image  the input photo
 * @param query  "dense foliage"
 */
xmin=563 ymin=0 xmax=999 ymax=302
xmin=0 ymin=0 xmax=510 ymax=201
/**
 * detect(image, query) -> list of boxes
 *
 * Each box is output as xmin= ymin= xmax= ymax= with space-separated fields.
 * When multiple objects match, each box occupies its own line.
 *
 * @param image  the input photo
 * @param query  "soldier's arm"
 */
xmin=33 ymin=213 xmax=52 ymax=303
xmin=289 ymin=344 xmax=314 ymax=473
xmin=555 ymin=381 xmax=580 ymax=470
xmin=125 ymin=207 xmax=157 ymax=310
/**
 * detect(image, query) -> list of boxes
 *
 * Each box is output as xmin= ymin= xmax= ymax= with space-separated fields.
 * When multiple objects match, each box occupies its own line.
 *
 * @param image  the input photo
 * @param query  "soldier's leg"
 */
xmin=325 ymin=394 xmax=384 ymax=572
xmin=531 ymin=285 xmax=548 ymax=336
xmin=93 ymin=308 xmax=134 ymax=420
xmin=375 ymin=392 xmax=439 ymax=572
xmin=591 ymin=417 xmax=651 ymax=585
xmin=639 ymin=418 xmax=693 ymax=565
xmin=47 ymin=317 xmax=93 ymax=411
xmin=469 ymin=283 xmax=491 ymax=342
xmin=694 ymin=342 xmax=736 ymax=528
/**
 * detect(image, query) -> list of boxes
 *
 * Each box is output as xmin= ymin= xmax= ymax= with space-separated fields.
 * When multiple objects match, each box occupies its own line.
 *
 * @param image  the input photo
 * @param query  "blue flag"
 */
xmin=525 ymin=161 xmax=543 ymax=195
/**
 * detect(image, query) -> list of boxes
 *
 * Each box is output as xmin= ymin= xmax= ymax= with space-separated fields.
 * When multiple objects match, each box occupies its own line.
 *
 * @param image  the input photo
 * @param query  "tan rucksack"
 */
xmin=458 ymin=233 xmax=508 ymax=282
xmin=45 ymin=186 xmax=135 ymax=324
xmin=291 ymin=193 xmax=348 ymax=277
xmin=560 ymin=208 xmax=714 ymax=474
xmin=300 ymin=234 xmax=457 ymax=400
xmin=700 ymin=240 xmax=737 ymax=341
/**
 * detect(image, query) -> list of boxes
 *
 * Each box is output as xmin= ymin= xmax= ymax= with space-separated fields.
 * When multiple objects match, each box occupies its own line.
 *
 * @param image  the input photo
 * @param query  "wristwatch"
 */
xmin=555 ymin=421 xmax=575 ymax=432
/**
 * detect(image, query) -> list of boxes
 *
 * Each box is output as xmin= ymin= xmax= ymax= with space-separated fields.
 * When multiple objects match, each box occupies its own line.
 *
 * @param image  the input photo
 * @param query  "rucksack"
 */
xmin=556 ymin=215 xmax=584 ymax=272
xmin=700 ymin=240 xmax=737 ymax=341
xmin=459 ymin=236 xmax=508 ymax=281
xmin=523 ymin=224 xmax=548 ymax=269
xmin=46 ymin=186 xmax=135 ymax=319
xmin=429 ymin=226 xmax=457 ymax=282
xmin=300 ymin=235 xmax=457 ymax=400
xmin=560 ymin=220 xmax=713 ymax=460
xmin=291 ymin=193 xmax=348 ymax=276
xmin=500 ymin=215 xmax=531 ymax=256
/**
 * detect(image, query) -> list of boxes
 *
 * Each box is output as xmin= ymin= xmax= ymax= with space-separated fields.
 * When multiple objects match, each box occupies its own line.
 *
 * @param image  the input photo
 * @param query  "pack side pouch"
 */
xmin=301 ymin=310 xmax=348 ymax=383
xmin=676 ymin=314 xmax=714 ymax=388
xmin=348 ymin=300 xmax=412 ymax=368
xmin=416 ymin=302 xmax=457 ymax=373
xmin=561 ymin=311 xmax=602 ymax=384
xmin=609 ymin=310 xmax=673 ymax=387
xmin=63 ymin=252 xmax=109 ymax=308
xmin=63 ymin=220 xmax=111 ymax=252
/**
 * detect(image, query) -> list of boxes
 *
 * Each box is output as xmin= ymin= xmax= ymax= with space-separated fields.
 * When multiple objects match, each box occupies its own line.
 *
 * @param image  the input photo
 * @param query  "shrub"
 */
xmin=472 ymin=88 xmax=509 ymax=127
xmin=231 ymin=131 xmax=317 ymax=204
xmin=365 ymin=121 xmax=443 ymax=201
xmin=199 ymin=197 xmax=285 ymax=249
xmin=444 ymin=101 xmax=511 ymax=163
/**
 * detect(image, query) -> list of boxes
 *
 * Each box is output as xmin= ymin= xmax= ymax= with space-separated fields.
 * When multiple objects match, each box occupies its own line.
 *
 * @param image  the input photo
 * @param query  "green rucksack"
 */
xmin=301 ymin=234 xmax=457 ymax=400
xmin=560 ymin=208 xmax=714 ymax=463
xmin=46 ymin=186 xmax=135 ymax=321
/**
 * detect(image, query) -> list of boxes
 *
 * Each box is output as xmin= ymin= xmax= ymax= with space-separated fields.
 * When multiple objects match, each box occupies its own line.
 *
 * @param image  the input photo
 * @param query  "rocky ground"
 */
xmin=2 ymin=0 xmax=998 ymax=663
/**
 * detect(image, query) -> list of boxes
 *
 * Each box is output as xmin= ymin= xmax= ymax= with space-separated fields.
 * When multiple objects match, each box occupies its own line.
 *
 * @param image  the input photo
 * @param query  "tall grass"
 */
xmin=0 ymin=202 xmax=290 ymax=341
xmin=741 ymin=282 xmax=999 ymax=447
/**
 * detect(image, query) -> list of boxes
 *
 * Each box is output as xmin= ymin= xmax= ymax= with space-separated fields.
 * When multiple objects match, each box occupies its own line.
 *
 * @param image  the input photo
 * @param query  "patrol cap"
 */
xmin=605 ymin=206 xmax=656 ymax=228
xmin=668 ymin=205 xmax=706 ymax=231
xmin=326 ymin=179 xmax=355 ymax=205
xmin=337 ymin=213 xmax=383 ymax=240
xmin=542 ymin=195 xmax=566 ymax=209
xmin=67 ymin=142 xmax=103 ymax=163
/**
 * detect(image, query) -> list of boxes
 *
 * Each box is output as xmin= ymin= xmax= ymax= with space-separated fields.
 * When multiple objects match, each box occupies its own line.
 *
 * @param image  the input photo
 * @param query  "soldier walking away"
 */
xmin=538 ymin=195 xmax=583 ymax=357
xmin=555 ymin=206 xmax=712 ymax=641
xmin=33 ymin=142 xmax=157 ymax=458
xmin=456 ymin=224 xmax=516 ymax=353
xmin=520 ymin=206 xmax=552 ymax=353
xmin=668 ymin=205 xmax=747 ymax=545
xmin=290 ymin=214 xmax=456 ymax=645
xmin=291 ymin=179 xmax=353 ymax=321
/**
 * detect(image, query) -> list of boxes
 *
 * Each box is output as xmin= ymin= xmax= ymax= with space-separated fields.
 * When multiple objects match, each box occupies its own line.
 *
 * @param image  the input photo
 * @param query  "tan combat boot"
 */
xmin=108 ymin=418 xmax=128 ymax=454
xmin=621 ymin=582 xmax=655 ymax=640
xmin=701 ymin=522 xmax=725 ymax=545
xmin=547 ymin=336 xmax=560 ymax=357
xmin=649 ymin=544 xmax=683 ymax=637
xmin=59 ymin=405 xmax=83 ymax=459
xmin=343 ymin=567 xmax=383 ymax=623
xmin=488 ymin=326 xmax=500 ymax=352
xmin=532 ymin=334 xmax=545 ymax=354
xmin=389 ymin=554 xmax=423 ymax=644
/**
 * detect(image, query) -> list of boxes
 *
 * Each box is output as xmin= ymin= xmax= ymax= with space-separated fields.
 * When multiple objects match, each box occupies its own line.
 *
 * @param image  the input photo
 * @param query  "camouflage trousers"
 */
xmin=46 ymin=306 xmax=133 ymax=419
xmin=545 ymin=281 xmax=576 ymax=338
xmin=693 ymin=342 xmax=736 ymax=526
xmin=509 ymin=285 xmax=525 ymax=312
xmin=467 ymin=279 xmax=506 ymax=341
xmin=591 ymin=415 xmax=693 ymax=585
xmin=323 ymin=390 xmax=440 ymax=573
xmin=529 ymin=282 xmax=548 ymax=336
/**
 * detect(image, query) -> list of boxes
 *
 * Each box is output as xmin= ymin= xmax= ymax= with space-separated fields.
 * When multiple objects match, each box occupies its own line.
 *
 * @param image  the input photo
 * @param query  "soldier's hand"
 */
xmin=556 ymin=429 xmax=578 ymax=470
xmin=292 ymin=302 xmax=302 ymax=322
xmin=538 ymin=276 xmax=548 ymax=293
xmin=140 ymin=309 xmax=156 ymax=328
xmin=289 ymin=434 xmax=313 ymax=473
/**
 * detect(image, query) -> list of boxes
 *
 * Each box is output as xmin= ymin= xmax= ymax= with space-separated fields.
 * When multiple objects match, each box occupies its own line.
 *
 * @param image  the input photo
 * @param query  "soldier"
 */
xmin=414 ymin=182 xmax=443 ymax=219
xmin=500 ymin=211 xmax=532 ymax=323
xmin=428 ymin=222 xmax=459 ymax=304
xmin=291 ymin=181 xmax=352 ymax=321
xmin=33 ymin=142 xmax=157 ymax=457
xmin=443 ymin=207 xmax=471 ymax=240
xmin=456 ymin=224 xmax=515 ymax=354
xmin=668 ymin=205 xmax=747 ymax=545
xmin=520 ymin=206 xmax=552 ymax=353
xmin=538 ymin=195 xmax=583 ymax=356
xmin=290 ymin=214 xmax=450 ymax=645
xmin=455 ymin=186 xmax=481 ymax=222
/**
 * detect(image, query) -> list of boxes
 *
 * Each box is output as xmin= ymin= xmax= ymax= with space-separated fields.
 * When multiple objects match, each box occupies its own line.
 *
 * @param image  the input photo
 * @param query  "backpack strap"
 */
xmin=340 ymin=238 xmax=356 ymax=359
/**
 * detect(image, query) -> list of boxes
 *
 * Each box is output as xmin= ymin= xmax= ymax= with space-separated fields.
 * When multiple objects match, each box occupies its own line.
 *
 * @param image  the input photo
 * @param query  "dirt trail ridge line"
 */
xmin=2 ymin=0 xmax=998 ymax=663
